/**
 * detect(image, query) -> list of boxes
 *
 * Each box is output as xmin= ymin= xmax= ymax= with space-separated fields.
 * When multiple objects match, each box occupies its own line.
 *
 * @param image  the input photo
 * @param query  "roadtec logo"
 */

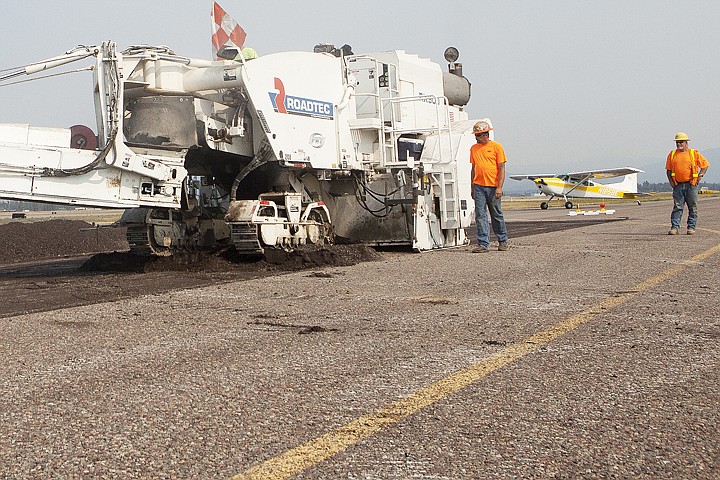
xmin=268 ymin=77 xmax=333 ymax=120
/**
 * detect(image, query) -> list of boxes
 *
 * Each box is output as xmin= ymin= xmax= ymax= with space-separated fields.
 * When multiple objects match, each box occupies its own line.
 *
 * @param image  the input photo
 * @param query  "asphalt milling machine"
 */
xmin=0 ymin=41 xmax=487 ymax=258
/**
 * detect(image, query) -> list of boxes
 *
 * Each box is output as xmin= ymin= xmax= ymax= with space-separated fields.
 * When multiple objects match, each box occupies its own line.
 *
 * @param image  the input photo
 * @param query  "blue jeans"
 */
xmin=671 ymin=182 xmax=699 ymax=229
xmin=474 ymin=184 xmax=508 ymax=248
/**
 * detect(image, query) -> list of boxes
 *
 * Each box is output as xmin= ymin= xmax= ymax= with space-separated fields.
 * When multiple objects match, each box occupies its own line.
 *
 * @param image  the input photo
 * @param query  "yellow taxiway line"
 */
xmin=231 ymin=242 xmax=720 ymax=480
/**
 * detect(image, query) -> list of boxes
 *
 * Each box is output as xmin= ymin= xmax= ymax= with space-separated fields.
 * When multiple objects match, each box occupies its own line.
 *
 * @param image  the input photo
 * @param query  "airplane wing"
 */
xmin=509 ymin=174 xmax=557 ymax=181
xmin=621 ymin=191 xmax=653 ymax=198
xmin=566 ymin=167 xmax=644 ymax=179
xmin=510 ymin=167 xmax=644 ymax=181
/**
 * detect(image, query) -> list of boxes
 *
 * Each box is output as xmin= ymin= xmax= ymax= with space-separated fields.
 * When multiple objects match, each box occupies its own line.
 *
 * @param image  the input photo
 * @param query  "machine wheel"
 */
xmin=540 ymin=202 xmax=549 ymax=210
xmin=146 ymin=224 xmax=174 ymax=256
xmin=126 ymin=224 xmax=171 ymax=256
xmin=565 ymin=201 xmax=574 ymax=209
xmin=308 ymin=210 xmax=334 ymax=245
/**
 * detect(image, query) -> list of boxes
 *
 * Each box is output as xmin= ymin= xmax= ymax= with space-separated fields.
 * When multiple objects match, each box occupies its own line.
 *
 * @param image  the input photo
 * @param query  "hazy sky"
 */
xmin=1 ymin=0 xmax=718 ymax=180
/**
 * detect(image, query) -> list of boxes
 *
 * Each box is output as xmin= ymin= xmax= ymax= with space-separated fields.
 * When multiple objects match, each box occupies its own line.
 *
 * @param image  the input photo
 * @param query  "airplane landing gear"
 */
xmin=540 ymin=202 xmax=549 ymax=210
xmin=565 ymin=201 xmax=574 ymax=209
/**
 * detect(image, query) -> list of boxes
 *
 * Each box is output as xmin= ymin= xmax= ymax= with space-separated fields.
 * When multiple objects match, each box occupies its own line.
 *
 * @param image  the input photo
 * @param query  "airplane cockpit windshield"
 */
xmin=568 ymin=176 xmax=594 ymax=186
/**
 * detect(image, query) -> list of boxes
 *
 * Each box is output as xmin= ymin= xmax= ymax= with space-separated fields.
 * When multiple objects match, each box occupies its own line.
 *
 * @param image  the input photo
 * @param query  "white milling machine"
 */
xmin=0 ymin=42 xmax=490 ymax=255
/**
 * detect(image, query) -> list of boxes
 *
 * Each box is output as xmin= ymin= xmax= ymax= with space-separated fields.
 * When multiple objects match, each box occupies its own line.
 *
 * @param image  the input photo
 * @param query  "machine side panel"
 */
xmin=242 ymin=52 xmax=359 ymax=169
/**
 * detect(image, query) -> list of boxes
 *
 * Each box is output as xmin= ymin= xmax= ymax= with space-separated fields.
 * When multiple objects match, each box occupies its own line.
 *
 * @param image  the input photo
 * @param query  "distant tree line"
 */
xmin=639 ymin=181 xmax=720 ymax=193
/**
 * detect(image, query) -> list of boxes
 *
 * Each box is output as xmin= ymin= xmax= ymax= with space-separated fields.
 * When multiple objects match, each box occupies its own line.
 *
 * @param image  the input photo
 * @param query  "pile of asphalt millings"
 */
xmin=80 ymin=243 xmax=384 ymax=274
xmin=0 ymin=219 xmax=383 ymax=273
xmin=0 ymin=219 xmax=128 ymax=264
xmin=261 ymin=243 xmax=384 ymax=270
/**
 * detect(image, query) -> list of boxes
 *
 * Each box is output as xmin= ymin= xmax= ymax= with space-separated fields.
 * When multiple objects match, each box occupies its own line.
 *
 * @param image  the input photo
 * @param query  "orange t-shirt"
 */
xmin=665 ymin=149 xmax=709 ymax=183
xmin=470 ymin=140 xmax=506 ymax=187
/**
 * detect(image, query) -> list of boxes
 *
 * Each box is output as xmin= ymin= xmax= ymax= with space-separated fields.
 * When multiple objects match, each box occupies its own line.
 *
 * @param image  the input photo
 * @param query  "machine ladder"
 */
xmin=344 ymin=56 xmax=461 ymax=231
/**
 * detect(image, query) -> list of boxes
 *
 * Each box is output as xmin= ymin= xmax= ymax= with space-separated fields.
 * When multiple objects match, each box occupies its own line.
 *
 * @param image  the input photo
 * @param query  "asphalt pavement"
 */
xmin=0 ymin=197 xmax=718 ymax=479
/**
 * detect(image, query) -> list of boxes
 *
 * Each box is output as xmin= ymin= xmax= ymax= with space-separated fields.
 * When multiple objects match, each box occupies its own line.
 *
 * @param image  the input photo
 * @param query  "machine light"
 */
xmin=443 ymin=47 xmax=459 ymax=63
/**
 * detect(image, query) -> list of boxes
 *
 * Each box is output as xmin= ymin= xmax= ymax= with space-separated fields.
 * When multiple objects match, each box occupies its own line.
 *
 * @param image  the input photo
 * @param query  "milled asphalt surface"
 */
xmin=1 ymin=197 xmax=718 ymax=479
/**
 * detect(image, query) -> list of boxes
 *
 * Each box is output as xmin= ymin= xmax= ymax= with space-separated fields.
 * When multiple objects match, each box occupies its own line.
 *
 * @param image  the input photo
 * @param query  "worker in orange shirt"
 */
xmin=666 ymin=131 xmax=710 ymax=235
xmin=469 ymin=121 xmax=508 ymax=252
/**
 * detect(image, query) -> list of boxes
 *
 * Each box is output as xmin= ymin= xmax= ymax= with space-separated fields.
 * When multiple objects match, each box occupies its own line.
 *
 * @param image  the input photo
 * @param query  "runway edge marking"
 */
xmin=230 ymin=243 xmax=720 ymax=480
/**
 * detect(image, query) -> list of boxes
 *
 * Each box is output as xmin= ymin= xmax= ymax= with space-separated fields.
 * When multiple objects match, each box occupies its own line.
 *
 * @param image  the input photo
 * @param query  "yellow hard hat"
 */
xmin=674 ymin=131 xmax=690 ymax=142
xmin=472 ymin=121 xmax=493 ymax=134
xmin=235 ymin=47 xmax=258 ymax=61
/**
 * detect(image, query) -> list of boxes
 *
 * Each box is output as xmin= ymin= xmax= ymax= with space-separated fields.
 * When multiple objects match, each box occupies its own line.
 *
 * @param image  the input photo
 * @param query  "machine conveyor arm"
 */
xmin=0 ymin=46 xmax=99 ymax=83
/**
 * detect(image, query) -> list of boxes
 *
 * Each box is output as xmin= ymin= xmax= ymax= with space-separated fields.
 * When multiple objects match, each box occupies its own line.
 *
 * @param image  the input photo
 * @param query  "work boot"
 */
xmin=687 ymin=228 xmax=696 ymax=235
xmin=668 ymin=228 xmax=679 ymax=235
xmin=472 ymin=246 xmax=490 ymax=253
xmin=498 ymin=242 xmax=509 ymax=251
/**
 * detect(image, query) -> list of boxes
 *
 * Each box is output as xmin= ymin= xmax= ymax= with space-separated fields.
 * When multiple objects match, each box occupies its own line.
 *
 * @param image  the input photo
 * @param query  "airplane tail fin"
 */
xmin=608 ymin=173 xmax=638 ymax=193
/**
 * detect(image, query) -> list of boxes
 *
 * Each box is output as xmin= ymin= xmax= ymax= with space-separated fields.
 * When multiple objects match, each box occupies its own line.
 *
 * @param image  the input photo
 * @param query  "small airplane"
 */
xmin=510 ymin=167 xmax=649 ymax=209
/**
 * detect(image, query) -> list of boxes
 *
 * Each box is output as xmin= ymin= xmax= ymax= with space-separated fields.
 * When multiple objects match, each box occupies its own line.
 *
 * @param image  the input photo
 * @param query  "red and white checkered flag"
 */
xmin=211 ymin=2 xmax=247 ymax=60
